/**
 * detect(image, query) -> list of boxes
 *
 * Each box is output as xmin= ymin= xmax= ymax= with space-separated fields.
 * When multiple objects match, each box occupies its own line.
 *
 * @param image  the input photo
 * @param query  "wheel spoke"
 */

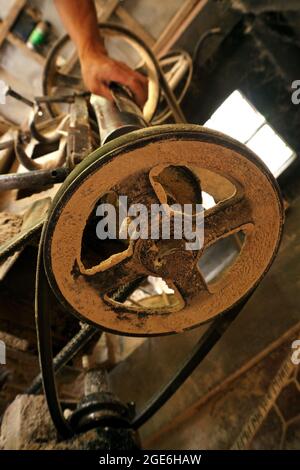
xmin=82 ymin=253 xmax=147 ymax=298
xmin=171 ymin=264 xmax=209 ymax=302
xmin=149 ymin=164 xmax=202 ymax=208
xmin=204 ymin=196 xmax=253 ymax=247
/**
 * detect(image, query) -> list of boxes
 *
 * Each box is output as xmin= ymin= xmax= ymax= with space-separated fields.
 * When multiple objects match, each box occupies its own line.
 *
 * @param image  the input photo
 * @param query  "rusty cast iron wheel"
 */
xmin=43 ymin=23 xmax=160 ymax=122
xmin=43 ymin=125 xmax=284 ymax=336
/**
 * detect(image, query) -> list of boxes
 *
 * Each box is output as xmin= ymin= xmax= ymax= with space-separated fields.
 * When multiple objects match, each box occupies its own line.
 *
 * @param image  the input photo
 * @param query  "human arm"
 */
xmin=54 ymin=0 xmax=148 ymax=107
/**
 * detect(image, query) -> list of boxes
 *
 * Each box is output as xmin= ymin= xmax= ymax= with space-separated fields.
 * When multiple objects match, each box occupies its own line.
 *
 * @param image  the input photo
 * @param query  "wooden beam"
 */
xmin=7 ymin=32 xmax=45 ymax=66
xmin=95 ymin=0 xmax=119 ymax=21
xmin=115 ymin=6 xmax=155 ymax=47
xmin=0 ymin=0 xmax=26 ymax=49
xmin=153 ymin=0 xmax=209 ymax=57
xmin=0 ymin=65 xmax=34 ymax=100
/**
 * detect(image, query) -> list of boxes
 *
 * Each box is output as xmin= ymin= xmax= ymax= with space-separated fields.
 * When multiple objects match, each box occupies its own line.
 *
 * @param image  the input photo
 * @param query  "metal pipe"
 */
xmin=0 ymin=167 xmax=68 ymax=191
xmin=6 ymin=87 xmax=34 ymax=108
xmin=91 ymin=85 xmax=147 ymax=145
xmin=84 ymin=369 xmax=110 ymax=397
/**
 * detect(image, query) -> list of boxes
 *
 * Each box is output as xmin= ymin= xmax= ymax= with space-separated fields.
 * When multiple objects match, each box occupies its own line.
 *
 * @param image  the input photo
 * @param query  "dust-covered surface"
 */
xmin=0 ymin=212 xmax=22 ymax=246
xmin=0 ymin=394 xmax=57 ymax=450
xmin=0 ymin=331 xmax=28 ymax=351
xmin=0 ymin=394 xmax=137 ymax=450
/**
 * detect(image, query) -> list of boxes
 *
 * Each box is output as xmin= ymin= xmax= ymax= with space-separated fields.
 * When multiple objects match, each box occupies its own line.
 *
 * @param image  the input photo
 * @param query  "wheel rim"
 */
xmin=43 ymin=124 xmax=284 ymax=336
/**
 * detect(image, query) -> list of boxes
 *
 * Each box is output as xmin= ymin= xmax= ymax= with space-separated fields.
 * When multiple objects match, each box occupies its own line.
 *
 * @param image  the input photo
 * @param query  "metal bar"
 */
xmin=0 ymin=167 xmax=68 ymax=191
xmin=35 ymin=92 xmax=90 ymax=105
xmin=7 ymin=87 xmax=34 ymax=108
xmin=68 ymin=96 xmax=92 ymax=167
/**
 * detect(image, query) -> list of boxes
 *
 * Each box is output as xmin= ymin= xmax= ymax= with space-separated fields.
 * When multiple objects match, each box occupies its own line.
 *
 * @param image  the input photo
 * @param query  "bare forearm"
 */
xmin=54 ymin=0 xmax=106 ymax=60
xmin=54 ymin=0 xmax=148 ymax=106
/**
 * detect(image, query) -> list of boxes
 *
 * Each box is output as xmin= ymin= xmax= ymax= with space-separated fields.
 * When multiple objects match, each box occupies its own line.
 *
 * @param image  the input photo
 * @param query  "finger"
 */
xmin=110 ymin=67 xmax=148 ymax=108
xmin=98 ymin=83 xmax=114 ymax=101
xmin=89 ymin=77 xmax=114 ymax=101
xmin=117 ymin=62 xmax=149 ymax=95
xmin=117 ymin=61 xmax=148 ymax=86
xmin=128 ymin=77 xmax=148 ymax=108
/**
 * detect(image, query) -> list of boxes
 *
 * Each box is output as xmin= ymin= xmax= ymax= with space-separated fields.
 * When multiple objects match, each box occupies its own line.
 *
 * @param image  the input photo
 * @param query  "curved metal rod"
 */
xmin=29 ymin=111 xmax=69 ymax=145
xmin=0 ymin=167 xmax=68 ymax=191
xmin=193 ymin=28 xmax=223 ymax=76
xmin=0 ymin=221 xmax=44 ymax=264
xmin=153 ymin=50 xmax=193 ymax=125
xmin=131 ymin=297 xmax=249 ymax=429
xmin=155 ymin=59 xmax=188 ymax=124
xmin=15 ymin=131 xmax=67 ymax=171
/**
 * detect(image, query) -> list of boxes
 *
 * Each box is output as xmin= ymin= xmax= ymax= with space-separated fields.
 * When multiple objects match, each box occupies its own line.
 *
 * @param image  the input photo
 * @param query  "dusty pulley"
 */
xmin=43 ymin=125 xmax=284 ymax=336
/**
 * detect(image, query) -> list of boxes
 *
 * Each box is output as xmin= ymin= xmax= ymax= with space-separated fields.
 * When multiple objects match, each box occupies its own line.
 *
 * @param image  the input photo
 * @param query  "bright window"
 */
xmin=205 ymin=90 xmax=296 ymax=177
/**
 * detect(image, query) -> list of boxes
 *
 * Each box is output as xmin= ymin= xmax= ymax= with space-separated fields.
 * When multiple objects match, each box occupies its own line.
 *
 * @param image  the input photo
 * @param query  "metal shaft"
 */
xmin=91 ymin=84 xmax=147 ymax=145
xmin=0 ymin=167 xmax=68 ymax=191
